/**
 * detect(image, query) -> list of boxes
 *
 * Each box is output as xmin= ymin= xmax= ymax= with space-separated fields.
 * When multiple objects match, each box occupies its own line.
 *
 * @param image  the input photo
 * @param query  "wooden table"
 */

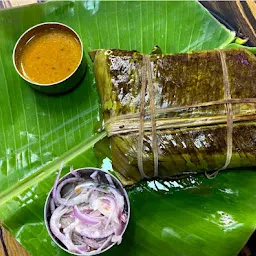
xmin=0 ymin=1 xmax=255 ymax=256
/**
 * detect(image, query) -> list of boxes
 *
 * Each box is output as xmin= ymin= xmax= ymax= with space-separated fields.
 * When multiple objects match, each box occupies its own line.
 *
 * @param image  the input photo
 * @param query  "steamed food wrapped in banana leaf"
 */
xmin=93 ymin=48 xmax=256 ymax=184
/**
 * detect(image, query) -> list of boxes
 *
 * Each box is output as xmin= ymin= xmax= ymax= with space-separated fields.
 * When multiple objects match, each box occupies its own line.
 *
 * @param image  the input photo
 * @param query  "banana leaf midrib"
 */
xmin=0 ymin=131 xmax=106 ymax=207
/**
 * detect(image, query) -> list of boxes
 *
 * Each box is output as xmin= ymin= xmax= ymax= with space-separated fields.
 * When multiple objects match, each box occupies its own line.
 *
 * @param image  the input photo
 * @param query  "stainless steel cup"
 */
xmin=44 ymin=167 xmax=130 ymax=255
xmin=13 ymin=22 xmax=86 ymax=94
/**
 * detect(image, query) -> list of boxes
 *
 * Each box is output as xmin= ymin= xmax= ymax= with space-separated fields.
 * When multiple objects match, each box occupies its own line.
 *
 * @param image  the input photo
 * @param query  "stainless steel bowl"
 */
xmin=44 ymin=167 xmax=130 ymax=255
xmin=13 ymin=22 xmax=86 ymax=94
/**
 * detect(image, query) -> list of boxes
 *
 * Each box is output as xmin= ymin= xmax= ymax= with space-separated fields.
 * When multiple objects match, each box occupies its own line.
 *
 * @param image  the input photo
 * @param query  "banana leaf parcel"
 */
xmin=93 ymin=49 xmax=256 ymax=184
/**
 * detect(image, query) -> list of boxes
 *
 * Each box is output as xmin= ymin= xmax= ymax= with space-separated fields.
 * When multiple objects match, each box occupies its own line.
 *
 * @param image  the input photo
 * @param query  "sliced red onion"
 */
xmin=63 ymin=210 xmax=74 ymax=217
xmin=75 ymin=181 xmax=96 ymax=194
xmin=85 ymin=187 xmax=111 ymax=206
xmin=90 ymin=171 xmax=98 ymax=182
xmin=89 ymin=210 xmax=102 ymax=217
xmin=50 ymin=198 xmax=56 ymax=215
xmin=84 ymin=237 xmax=107 ymax=249
xmin=90 ymin=186 xmax=124 ymax=221
xmin=95 ymin=235 xmax=112 ymax=252
xmin=121 ymin=213 xmax=128 ymax=223
xmin=90 ymin=195 xmax=119 ymax=228
xmin=60 ymin=215 xmax=75 ymax=230
xmin=114 ymin=222 xmax=123 ymax=236
xmin=86 ymin=186 xmax=119 ymax=204
xmin=112 ymin=235 xmax=122 ymax=245
xmin=90 ymin=186 xmax=124 ymax=212
xmin=63 ymin=219 xmax=79 ymax=239
xmin=80 ymin=236 xmax=112 ymax=255
xmin=70 ymin=166 xmax=80 ymax=178
xmin=105 ymin=174 xmax=115 ymax=187
xmin=78 ymin=245 xmax=90 ymax=252
xmin=73 ymin=206 xmax=102 ymax=225
xmin=75 ymin=222 xmax=114 ymax=239
xmin=90 ymin=196 xmax=116 ymax=215
xmin=50 ymin=206 xmax=78 ymax=252
xmin=52 ymin=162 xmax=64 ymax=199
xmin=54 ymin=177 xmax=86 ymax=206
xmin=62 ymin=194 xmax=87 ymax=207
xmin=79 ymin=205 xmax=91 ymax=213
xmin=104 ymin=199 xmax=116 ymax=229
xmin=72 ymin=232 xmax=85 ymax=245
xmin=77 ymin=236 xmax=111 ymax=255
xmin=87 ymin=222 xmax=102 ymax=231
xmin=62 ymin=220 xmax=90 ymax=254
xmin=108 ymin=187 xmax=125 ymax=215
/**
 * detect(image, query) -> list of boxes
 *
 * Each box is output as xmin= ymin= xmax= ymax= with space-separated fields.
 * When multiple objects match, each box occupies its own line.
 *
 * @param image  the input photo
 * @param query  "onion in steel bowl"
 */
xmin=44 ymin=167 xmax=130 ymax=255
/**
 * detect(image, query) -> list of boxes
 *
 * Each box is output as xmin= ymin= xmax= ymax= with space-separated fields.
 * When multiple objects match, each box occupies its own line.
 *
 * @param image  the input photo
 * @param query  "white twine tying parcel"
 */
xmin=205 ymin=50 xmax=233 ymax=179
xmin=137 ymin=55 xmax=159 ymax=179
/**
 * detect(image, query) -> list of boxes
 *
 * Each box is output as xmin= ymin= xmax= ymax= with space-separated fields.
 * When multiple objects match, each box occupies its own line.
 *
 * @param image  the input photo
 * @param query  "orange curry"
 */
xmin=17 ymin=28 xmax=82 ymax=84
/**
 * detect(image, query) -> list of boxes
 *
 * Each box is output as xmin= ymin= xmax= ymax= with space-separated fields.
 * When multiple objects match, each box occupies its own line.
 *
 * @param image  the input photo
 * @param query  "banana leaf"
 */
xmin=224 ymin=43 xmax=256 ymax=54
xmin=93 ymin=48 xmax=256 ymax=183
xmin=0 ymin=1 xmax=255 ymax=256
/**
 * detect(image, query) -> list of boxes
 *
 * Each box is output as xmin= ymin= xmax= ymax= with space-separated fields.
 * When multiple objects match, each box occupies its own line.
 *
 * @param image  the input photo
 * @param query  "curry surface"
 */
xmin=18 ymin=28 xmax=81 ymax=84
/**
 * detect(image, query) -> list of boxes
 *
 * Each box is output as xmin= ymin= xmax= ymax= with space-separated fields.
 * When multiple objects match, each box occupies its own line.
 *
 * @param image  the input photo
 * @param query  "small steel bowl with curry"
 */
xmin=13 ymin=22 xmax=86 ymax=94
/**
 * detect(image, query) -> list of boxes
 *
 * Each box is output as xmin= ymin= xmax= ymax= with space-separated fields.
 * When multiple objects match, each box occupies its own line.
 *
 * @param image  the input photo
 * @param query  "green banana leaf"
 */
xmin=224 ymin=43 xmax=256 ymax=54
xmin=0 ymin=1 xmax=255 ymax=256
